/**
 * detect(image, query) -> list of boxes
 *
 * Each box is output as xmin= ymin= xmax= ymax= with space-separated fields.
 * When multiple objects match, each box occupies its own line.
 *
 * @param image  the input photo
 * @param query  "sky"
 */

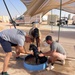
xmin=0 ymin=0 xmax=75 ymax=19
xmin=52 ymin=9 xmax=75 ymax=18
xmin=43 ymin=9 xmax=75 ymax=20
xmin=0 ymin=0 xmax=27 ymax=18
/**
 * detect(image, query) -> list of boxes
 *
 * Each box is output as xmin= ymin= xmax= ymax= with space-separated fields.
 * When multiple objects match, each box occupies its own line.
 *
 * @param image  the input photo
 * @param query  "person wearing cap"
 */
xmin=29 ymin=24 xmax=41 ymax=51
xmin=0 ymin=29 xmax=32 ymax=75
xmin=39 ymin=35 xmax=66 ymax=70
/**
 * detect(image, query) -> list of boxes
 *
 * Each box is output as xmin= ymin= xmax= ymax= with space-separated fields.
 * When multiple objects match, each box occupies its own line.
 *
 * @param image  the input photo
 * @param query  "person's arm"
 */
xmin=17 ymin=46 xmax=33 ymax=54
xmin=39 ymin=50 xmax=56 ymax=57
xmin=43 ymin=51 xmax=51 ymax=56
xmin=17 ymin=46 xmax=25 ymax=54
xmin=36 ymin=31 xmax=41 ymax=51
xmin=36 ymin=38 xmax=40 ymax=51
xmin=39 ymin=51 xmax=51 ymax=57
xmin=37 ymin=31 xmax=41 ymax=51
xmin=44 ymin=50 xmax=56 ymax=56
xmin=37 ymin=46 xmax=40 ymax=52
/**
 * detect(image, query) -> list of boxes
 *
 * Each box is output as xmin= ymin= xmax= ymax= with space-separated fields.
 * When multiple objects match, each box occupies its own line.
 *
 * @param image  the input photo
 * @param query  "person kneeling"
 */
xmin=39 ymin=35 xmax=66 ymax=70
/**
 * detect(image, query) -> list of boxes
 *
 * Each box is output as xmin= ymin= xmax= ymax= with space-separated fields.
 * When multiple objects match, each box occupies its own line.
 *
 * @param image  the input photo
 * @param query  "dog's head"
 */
xmin=29 ymin=44 xmax=37 ymax=51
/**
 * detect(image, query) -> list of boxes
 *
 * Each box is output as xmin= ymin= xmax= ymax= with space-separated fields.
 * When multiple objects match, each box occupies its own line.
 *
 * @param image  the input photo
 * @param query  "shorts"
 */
xmin=49 ymin=52 xmax=66 ymax=61
xmin=0 ymin=37 xmax=17 ymax=53
xmin=57 ymin=53 xmax=66 ymax=60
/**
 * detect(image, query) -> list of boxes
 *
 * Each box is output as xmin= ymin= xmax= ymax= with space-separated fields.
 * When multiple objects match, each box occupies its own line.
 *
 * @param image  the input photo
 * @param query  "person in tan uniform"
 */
xmin=29 ymin=24 xmax=41 ymax=51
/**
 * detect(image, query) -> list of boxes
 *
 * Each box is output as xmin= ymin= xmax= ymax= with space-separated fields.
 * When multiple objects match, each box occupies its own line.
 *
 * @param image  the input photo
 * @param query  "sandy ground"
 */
xmin=0 ymin=23 xmax=75 ymax=75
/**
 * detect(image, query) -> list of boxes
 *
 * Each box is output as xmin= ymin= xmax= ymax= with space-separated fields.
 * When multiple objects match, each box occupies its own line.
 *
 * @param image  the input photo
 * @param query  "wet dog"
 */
xmin=29 ymin=44 xmax=46 ymax=64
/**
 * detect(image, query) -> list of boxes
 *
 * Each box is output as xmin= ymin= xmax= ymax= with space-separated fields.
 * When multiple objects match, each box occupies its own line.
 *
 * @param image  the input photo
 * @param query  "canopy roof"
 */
xmin=21 ymin=0 xmax=75 ymax=16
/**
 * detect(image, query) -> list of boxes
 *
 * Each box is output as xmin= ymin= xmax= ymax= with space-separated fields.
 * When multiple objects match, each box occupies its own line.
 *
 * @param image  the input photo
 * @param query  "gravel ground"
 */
xmin=0 ymin=23 xmax=75 ymax=75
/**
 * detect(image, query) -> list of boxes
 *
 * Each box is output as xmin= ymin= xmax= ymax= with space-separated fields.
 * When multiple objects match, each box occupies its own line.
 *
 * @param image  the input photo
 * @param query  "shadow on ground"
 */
xmin=31 ymin=70 xmax=68 ymax=75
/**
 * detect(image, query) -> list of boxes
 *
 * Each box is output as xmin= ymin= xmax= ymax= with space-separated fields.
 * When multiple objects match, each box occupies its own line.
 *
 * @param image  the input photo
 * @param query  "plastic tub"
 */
xmin=24 ymin=54 xmax=47 ymax=71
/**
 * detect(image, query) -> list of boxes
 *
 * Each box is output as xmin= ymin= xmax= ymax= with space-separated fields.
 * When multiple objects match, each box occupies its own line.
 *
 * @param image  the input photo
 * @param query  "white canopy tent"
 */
xmin=21 ymin=0 xmax=75 ymax=42
xmin=21 ymin=0 xmax=75 ymax=16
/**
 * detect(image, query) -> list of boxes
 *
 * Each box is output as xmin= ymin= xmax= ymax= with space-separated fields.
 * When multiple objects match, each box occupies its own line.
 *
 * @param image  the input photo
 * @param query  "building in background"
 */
xmin=0 ymin=16 xmax=9 ymax=23
xmin=14 ymin=15 xmax=25 ymax=25
xmin=0 ymin=16 xmax=2 ymax=22
xmin=24 ymin=13 xmax=42 ymax=24
xmin=24 ymin=12 xmax=59 ymax=25
xmin=47 ymin=14 xmax=59 ymax=25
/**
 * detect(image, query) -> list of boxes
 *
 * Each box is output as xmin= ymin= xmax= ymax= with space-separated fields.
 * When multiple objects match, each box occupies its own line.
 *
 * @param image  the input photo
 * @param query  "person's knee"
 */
xmin=51 ymin=52 xmax=57 ymax=57
xmin=6 ymin=52 xmax=12 ymax=57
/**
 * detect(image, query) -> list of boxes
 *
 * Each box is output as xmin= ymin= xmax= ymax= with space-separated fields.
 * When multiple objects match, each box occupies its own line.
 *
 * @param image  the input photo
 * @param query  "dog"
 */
xmin=29 ymin=44 xmax=47 ymax=64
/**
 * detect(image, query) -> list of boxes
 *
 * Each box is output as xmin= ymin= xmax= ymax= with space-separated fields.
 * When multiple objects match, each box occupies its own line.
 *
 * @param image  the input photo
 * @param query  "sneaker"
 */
xmin=1 ymin=72 xmax=9 ymax=75
xmin=61 ymin=60 xmax=65 ymax=65
xmin=46 ymin=64 xmax=54 ymax=71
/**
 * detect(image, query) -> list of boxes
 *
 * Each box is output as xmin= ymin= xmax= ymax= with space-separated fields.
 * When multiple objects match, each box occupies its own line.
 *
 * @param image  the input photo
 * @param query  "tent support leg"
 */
xmin=58 ymin=0 xmax=62 ymax=42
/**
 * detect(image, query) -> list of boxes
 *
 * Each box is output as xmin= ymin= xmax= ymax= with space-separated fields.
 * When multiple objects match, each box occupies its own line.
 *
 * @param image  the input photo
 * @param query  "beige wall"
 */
xmin=0 ymin=16 xmax=3 ymax=22
xmin=0 ymin=16 xmax=9 ymax=23
xmin=24 ymin=14 xmax=42 ymax=24
xmin=47 ymin=15 xmax=59 ymax=25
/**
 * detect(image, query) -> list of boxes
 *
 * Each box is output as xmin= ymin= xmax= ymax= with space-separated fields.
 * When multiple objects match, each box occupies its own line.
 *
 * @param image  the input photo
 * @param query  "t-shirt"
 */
xmin=0 ymin=29 xmax=26 ymax=46
xmin=50 ymin=41 xmax=66 ymax=55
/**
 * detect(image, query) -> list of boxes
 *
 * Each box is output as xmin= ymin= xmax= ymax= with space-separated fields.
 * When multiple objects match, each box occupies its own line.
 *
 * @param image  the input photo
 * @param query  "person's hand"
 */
xmin=39 ymin=53 xmax=44 ymax=57
xmin=30 ymin=51 xmax=34 ymax=55
xmin=26 ymin=51 xmax=34 ymax=55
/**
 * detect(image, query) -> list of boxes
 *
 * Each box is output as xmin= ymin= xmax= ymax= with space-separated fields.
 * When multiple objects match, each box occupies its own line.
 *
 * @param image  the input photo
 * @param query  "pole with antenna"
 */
xmin=50 ymin=9 xmax=53 ymax=33
xmin=3 ymin=0 xmax=16 ymax=29
xmin=58 ymin=0 xmax=62 ymax=42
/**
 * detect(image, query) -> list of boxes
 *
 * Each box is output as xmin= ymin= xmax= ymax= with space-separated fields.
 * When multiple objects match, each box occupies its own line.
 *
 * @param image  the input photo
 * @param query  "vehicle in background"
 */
xmin=9 ymin=15 xmax=25 ymax=26
xmin=15 ymin=16 xmax=25 ymax=26
xmin=57 ymin=17 xmax=68 ymax=26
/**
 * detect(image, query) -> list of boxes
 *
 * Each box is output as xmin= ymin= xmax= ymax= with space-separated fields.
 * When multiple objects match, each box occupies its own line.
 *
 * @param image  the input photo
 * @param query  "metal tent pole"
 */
xmin=58 ymin=0 xmax=62 ymax=42
xmin=3 ymin=0 xmax=16 ymax=28
xmin=50 ymin=9 xmax=53 ymax=33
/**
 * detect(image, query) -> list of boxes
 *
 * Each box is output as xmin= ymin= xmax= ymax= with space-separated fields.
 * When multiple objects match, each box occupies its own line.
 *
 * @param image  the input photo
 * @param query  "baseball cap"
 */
xmin=45 ymin=35 xmax=52 ymax=41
